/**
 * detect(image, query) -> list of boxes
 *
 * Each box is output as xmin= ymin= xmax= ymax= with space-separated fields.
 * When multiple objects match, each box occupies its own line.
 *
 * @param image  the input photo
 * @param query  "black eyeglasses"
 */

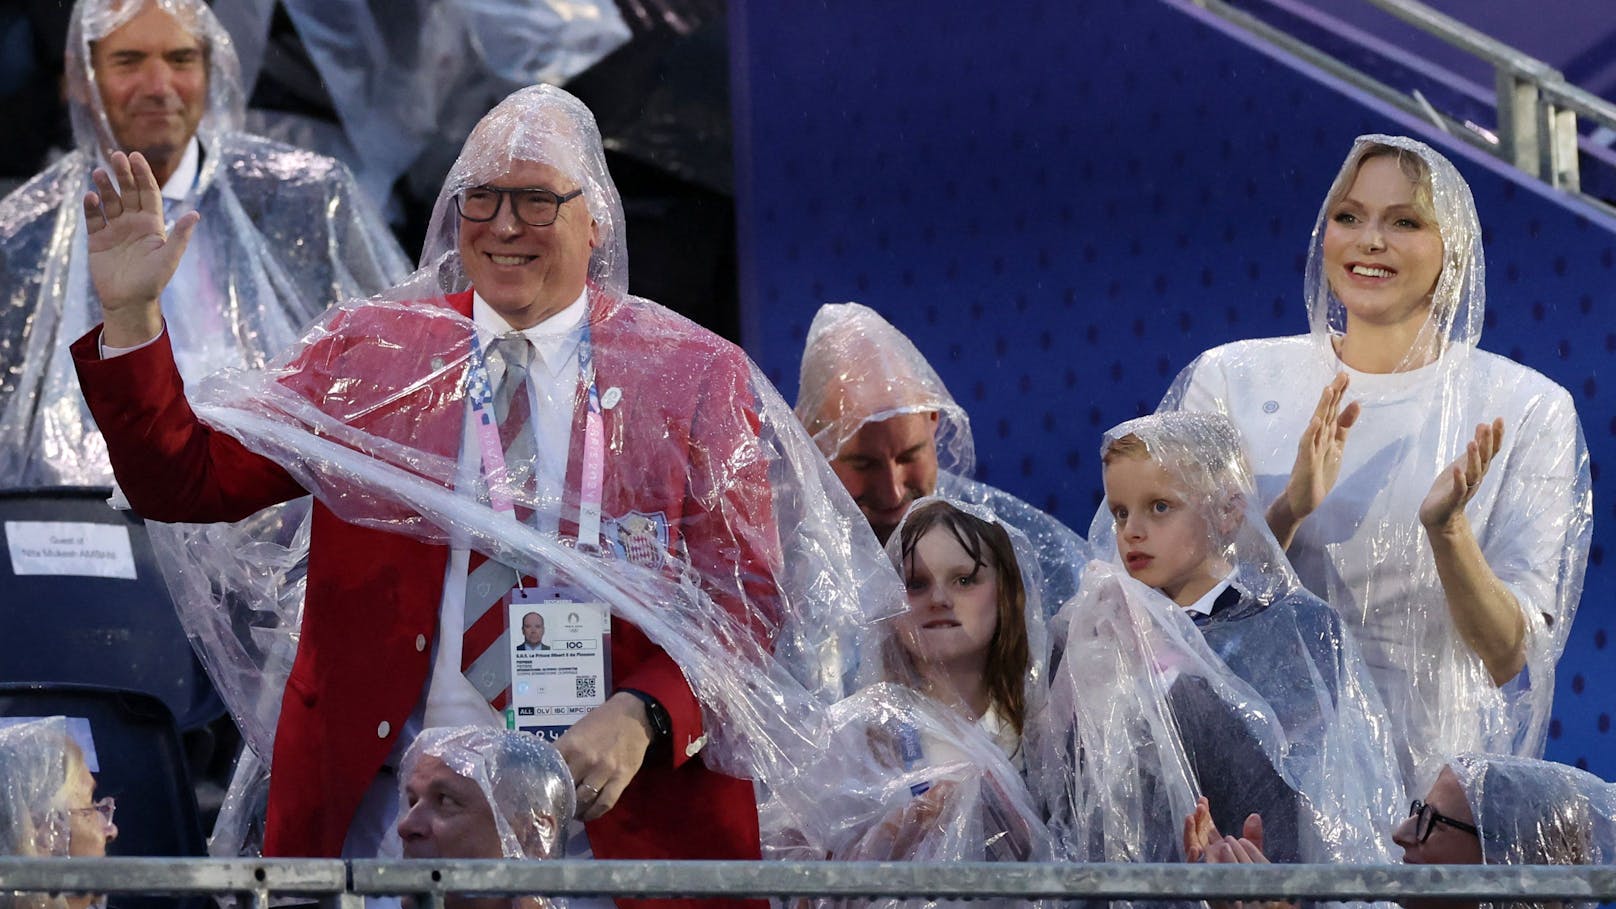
xmin=454 ymin=186 xmax=583 ymax=227
xmin=1409 ymin=799 xmax=1479 ymax=843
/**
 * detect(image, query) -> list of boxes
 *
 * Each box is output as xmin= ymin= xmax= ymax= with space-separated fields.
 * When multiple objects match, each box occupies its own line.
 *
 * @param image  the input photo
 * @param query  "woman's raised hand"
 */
xmin=83 ymin=151 xmax=200 ymax=347
xmin=1267 ymin=373 xmax=1360 ymax=548
xmin=1420 ymin=418 xmax=1505 ymax=531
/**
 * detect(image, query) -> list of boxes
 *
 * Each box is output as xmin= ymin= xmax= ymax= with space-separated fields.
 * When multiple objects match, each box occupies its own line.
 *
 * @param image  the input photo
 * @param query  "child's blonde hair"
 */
xmin=1101 ymin=413 xmax=1255 ymax=549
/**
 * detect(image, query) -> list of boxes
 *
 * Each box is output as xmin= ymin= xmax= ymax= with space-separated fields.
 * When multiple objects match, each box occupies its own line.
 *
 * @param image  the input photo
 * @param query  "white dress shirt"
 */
xmin=1183 ymin=568 xmax=1239 ymax=619
xmin=422 ymin=287 xmax=589 ymax=730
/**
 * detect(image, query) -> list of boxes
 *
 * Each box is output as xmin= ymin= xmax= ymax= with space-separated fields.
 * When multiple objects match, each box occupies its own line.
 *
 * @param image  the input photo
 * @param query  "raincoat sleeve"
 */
xmin=1479 ymin=384 xmax=1585 ymax=648
xmin=619 ymin=342 xmax=782 ymax=765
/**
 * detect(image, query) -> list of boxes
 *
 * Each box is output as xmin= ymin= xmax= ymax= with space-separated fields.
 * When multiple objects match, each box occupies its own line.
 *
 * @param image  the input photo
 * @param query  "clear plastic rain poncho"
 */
xmin=794 ymin=301 xmax=1089 ymax=616
xmin=109 ymin=84 xmax=901 ymax=847
xmin=399 ymin=726 xmax=575 ymax=861
xmin=215 ymin=0 xmax=629 ymax=205
xmin=1163 ymin=135 xmax=1591 ymax=794
xmin=1030 ymin=411 xmax=1401 ymax=870
xmin=1450 ymin=754 xmax=1616 ymax=873
xmin=758 ymin=496 xmax=1054 ymax=906
xmin=0 ymin=0 xmax=408 ymax=488
xmin=0 ymin=717 xmax=77 ymax=861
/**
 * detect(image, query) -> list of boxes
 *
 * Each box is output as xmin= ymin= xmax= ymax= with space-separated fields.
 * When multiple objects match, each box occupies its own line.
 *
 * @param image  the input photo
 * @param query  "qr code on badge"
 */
xmin=575 ymin=675 xmax=598 ymax=699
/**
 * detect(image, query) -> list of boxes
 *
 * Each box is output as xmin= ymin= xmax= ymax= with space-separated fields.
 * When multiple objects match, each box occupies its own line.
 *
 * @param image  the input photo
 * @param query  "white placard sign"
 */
xmin=6 ymin=521 xmax=137 ymax=579
xmin=508 ymin=594 xmax=609 ymax=742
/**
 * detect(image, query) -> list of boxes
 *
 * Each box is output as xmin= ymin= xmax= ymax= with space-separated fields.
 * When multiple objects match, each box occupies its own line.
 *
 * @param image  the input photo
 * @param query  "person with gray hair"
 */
xmin=71 ymin=79 xmax=898 ymax=909
xmin=398 ymin=727 xmax=574 ymax=872
xmin=0 ymin=0 xmax=407 ymax=487
xmin=0 ymin=718 xmax=117 ymax=909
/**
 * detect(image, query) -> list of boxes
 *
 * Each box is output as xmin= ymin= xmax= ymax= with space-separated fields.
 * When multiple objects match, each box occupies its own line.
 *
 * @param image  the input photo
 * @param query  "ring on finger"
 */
xmin=578 ymin=782 xmax=601 ymax=802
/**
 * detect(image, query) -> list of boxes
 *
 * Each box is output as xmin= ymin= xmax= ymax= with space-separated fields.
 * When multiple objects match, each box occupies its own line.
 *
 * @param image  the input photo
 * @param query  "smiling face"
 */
xmin=458 ymin=159 xmax=599 ymax=330
xmin=1322 ymin=153 xmax=1446 ymax=335
xmin=897 ymin=523 xmax=1000 ymax=675
xmin=90 ymin=2 xmax=207 ymax=185
xmin=1103 ymin=452 xmax=1230 ymax=607
xmin=829 ymin=412 xmax=940 ymax=543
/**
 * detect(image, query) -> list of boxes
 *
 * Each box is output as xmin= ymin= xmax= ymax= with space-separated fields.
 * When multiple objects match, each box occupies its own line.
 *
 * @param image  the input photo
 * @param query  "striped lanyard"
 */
xmin=465 ymin=323 xmax=606 ymax=548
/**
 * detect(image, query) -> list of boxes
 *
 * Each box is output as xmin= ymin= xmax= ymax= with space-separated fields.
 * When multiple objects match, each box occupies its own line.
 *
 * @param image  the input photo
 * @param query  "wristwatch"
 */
xmin=618 ymin=688 xmax=672 ymax=750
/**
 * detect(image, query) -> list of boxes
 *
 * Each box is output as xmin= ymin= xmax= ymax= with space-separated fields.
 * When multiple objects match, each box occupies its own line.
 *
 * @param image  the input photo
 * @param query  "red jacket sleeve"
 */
xmin=616 ymin=346 xmax=783 ymax=767
xmin=71 ymin=327 xmax=306 ymax=522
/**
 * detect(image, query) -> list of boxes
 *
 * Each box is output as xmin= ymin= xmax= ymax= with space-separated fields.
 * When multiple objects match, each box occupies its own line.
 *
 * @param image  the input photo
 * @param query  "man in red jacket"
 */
xmin=74 ymin=85 xmax=781 ymax=908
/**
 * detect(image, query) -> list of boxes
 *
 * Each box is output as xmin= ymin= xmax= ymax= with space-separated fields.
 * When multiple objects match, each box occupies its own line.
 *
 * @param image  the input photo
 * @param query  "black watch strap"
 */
xmin=619 ymin=687 xmax=672 ymax=746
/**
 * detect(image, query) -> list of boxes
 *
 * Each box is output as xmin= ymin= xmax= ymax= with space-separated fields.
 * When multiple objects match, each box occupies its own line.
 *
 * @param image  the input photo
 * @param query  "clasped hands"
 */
xmin=1182 ymin=796 xmax=1293 ymax=909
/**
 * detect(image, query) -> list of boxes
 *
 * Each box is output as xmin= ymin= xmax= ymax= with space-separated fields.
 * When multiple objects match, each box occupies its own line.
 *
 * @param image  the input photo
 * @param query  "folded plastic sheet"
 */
xmin=795 ymin=301 xmax=1088 ymax=616
xmin=796 ymin=302 xmax=975 ymax=478
xmin=762 ymin=684 xmax=1053 ymax=909
xmin=0 ymin=0 xmax=408 ymax=489
xmin=1036 ymin=561 xmax=1267 ymax=866
xmin=1163 ymin=135 xmax=1591 ymax=793
xmin=1451 ymin=754 xmax=1616 ymax=873
xmin=399 ymin=726 xmax=575 ymax=861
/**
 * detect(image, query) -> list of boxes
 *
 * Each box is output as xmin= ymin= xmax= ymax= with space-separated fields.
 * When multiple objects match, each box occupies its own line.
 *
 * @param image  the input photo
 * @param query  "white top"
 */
xmin=915 ymin=701 xmax=1022 ymax=777
xmin=1178 ymin=335 xmax=1581 ymax=783
xmin=422 ymin=289 xmax=589 ymax=731
xmin=1183 ymin=569 xmax=1238 ymax=618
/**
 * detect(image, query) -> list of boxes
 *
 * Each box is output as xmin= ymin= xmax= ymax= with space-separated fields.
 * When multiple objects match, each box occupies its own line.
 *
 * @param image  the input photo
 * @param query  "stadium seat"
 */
xmin=0 ymin=487 xmax=223 ymax=730
xmin=0 ymin=684 xmax=207 ymax=909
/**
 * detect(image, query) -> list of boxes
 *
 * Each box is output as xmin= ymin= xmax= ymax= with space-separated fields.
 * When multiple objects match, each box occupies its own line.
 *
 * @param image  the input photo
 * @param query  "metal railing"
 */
xmin=1186 ymin=0 xmax=1616 ymax=204
xmin=5 ymin=859 xmax=1616 ymax=906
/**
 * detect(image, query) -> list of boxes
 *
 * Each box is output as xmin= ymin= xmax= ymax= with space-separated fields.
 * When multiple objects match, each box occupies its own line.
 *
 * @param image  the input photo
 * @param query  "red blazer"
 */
xmin=74 ymin=290 xmax=778 ymax=909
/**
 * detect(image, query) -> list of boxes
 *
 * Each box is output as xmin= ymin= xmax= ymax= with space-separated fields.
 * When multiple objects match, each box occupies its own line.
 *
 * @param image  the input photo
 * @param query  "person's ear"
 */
xmin=926 ymin=410 xmax=940 ymax=438
xmin=588 ymin=219 xmax=600 ymax=250
xmin=518 ymin=813 xmax=558 ymax=858
xmin=1215 ymin=491 xmax=1246 ymax=539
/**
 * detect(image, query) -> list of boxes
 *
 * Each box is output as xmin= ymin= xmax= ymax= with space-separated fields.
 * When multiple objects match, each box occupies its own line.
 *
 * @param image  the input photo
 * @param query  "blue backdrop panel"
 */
xmin=732 ymin=0 xmax=1615 ymax=774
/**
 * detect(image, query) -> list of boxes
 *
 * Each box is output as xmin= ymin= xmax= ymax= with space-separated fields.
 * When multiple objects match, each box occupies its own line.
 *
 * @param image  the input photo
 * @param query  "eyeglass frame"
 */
xmin=1409 ymin=798 xmax=1479 ymax=843
xmin=66 ymin=796 xmax=117 ymax=831
xmin=453 ymin=185 xmax=583 ymax=227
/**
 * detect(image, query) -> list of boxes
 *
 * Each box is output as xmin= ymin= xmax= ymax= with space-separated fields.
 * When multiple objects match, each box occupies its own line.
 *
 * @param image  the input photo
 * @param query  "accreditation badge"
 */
xmin=506 ymin=586 xmax=611 ymax=742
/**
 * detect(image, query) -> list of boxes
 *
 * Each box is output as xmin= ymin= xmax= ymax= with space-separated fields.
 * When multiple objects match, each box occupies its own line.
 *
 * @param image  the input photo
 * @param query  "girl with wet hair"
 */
xmin=889 ymin=498 xmax=1033 ymax=754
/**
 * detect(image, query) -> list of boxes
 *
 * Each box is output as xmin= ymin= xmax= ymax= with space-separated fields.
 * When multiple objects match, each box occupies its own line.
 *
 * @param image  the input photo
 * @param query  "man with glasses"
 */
xmin=1186 ymin=756 xmax=1615 ymax=909
xmin=70 ymin=84 xmax=811 ymax=907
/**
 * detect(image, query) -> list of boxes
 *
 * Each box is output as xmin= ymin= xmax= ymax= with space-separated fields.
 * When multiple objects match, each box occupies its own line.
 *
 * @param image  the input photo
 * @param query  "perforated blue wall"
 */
xmin=731 ymin=0 xmax=1615 ymax=775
